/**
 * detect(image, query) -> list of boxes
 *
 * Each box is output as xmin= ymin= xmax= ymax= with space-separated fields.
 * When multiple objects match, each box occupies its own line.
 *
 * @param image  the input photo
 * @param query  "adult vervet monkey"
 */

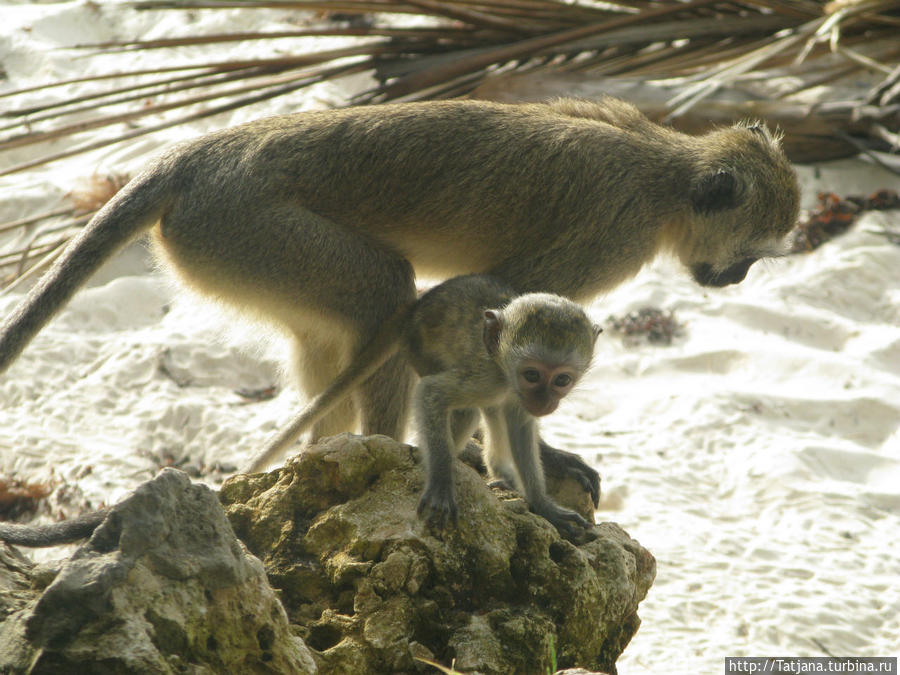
xmin=0 ymin=97 xmax=799 ymax=483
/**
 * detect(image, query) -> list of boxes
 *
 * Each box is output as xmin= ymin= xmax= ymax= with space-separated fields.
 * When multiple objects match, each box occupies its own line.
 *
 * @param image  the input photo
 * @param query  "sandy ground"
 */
xmin=1 ymin=2 xmax=898 ymax=672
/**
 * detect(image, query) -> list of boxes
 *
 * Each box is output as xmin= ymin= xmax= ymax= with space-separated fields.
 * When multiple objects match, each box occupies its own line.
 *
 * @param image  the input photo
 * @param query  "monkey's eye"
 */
xmin=553 ymin=373 xmax=573 ymax=388
xmin=522 ymin=368 xmax=541 ymax=384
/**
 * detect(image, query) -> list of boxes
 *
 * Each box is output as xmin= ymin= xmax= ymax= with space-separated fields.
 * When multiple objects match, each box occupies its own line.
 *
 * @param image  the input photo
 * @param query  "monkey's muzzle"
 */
xmin=524 ymin=398 xmax=559 ymax=417
xmin=691 ymin=258 xmax=757 ymax=287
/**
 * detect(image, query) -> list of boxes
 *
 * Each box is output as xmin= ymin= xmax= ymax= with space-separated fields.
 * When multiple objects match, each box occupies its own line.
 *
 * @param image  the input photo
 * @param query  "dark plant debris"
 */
xmin=791 ymin=189 xmax=900 ymax=254
xmin=0 ymin=475 xmax=97 ymax=525
xmin=69 ymin=173 xmax=131 ymax=213
xmin=233 ymin=385 xmax=278 ymax=403
xmin=607 ymin=307 xmax=684 ymax=347
xmin=0 ymin=478 xmax=53 ymax=520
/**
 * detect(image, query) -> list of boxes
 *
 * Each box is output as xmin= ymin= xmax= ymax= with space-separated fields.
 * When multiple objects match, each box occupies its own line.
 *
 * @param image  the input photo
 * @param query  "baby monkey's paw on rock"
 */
xmin=417 ymin=484 xmax=458 ymax=529
xmin=539 ymin=441 xmax=600 ymax=508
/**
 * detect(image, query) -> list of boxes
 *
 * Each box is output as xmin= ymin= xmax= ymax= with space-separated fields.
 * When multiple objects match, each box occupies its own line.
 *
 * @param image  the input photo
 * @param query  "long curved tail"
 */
xmin=0 ymin=508 xmax=108 ymax=547
xmin=0 ymin=165 xmax=172 ymax=373
xmin=244 ymin=306 xmax=411 ymax=473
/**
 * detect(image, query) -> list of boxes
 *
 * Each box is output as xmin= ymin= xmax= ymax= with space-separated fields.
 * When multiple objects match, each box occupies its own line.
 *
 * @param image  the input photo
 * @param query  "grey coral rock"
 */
xmin=0 ymin=468 xmax=315 ymax=674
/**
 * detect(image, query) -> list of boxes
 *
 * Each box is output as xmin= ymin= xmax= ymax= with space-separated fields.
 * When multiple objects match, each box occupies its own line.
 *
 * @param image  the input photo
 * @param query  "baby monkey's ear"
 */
xmin=483 ymin=310 xmax=503 ymax=355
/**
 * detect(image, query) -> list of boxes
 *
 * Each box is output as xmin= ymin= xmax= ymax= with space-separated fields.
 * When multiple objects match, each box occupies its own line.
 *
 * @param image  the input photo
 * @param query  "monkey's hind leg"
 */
xmin=358 ymin=350 xmax=415 ymax=441
xmin=285 ymin=241 xmax=415 ymax=444
xmin=350 ymin=249 xmax=416 ymax=442
xmin=157 ymin=201 xmax=416 ymax=465
xmin=288 ymin=330 xmax=360 ymax=441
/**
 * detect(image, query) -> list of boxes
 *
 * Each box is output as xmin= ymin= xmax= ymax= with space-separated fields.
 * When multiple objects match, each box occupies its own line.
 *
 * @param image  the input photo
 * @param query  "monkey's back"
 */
xmin=168 ymin=100 xmax=664 ymax=285
xmin=155 ymin=96 xmax=798 ymax=301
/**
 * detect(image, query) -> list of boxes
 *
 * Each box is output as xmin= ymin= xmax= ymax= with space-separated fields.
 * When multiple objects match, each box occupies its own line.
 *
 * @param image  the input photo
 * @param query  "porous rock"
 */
xmin=221 ymin=434 xmax=655 ymax=674
xmin=458 ymin=441 xmax=598 ymax=524
xmin=0 ymin=468 xmax=315 ymax=674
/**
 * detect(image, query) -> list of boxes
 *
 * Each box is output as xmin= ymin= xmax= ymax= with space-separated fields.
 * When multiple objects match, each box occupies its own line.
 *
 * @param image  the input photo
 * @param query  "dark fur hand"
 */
xmin=417 ymin=483 xmax=458 ymax=529
xmin=531 ymin=499 xmax=598 ymax=544
xmin=539 ymin=440 xmax=600 ymax=507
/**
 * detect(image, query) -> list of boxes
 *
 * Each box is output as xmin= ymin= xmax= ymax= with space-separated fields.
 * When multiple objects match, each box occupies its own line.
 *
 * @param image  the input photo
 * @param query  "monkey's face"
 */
xmin=678 ymin=122 xmax=800 ymax=288
xmin=515 ymin=359 xmax=578 ymax=417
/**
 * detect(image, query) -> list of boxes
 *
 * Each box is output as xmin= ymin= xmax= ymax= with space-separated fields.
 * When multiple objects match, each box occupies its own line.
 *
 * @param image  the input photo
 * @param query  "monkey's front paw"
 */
xmin=532 ymin=500 xmax=597 ymax=544
xmin=417 ymin=487 xmax=458 ymax=529
xmin=487 ymin=478 xmax=516 ymax=491
xmin=539 ymin=441 xmax=600 ymax=507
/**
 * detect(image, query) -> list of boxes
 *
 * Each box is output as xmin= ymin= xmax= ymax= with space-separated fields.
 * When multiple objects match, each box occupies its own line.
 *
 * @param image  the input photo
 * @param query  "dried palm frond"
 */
xmin=1 ymin=0 xmax=898 ymax=287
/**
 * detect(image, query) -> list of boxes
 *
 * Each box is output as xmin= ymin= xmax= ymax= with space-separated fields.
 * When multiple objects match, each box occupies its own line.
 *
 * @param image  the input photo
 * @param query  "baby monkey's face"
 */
xmin=515 ymin=359 xmax=579 ymax=417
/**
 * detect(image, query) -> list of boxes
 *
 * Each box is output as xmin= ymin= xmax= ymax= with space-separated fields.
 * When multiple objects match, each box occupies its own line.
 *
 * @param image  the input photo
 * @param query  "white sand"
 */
xmin=1 ymin=3 xmax=898 ymax=671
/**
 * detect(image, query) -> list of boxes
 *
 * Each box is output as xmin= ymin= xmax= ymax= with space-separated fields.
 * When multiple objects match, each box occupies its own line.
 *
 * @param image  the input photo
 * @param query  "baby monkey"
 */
xmin=247 ymin=274 xmax=601 ymax=538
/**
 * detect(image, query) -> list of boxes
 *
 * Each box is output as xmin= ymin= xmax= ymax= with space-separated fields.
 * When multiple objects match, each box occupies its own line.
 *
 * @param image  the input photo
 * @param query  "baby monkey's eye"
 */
xmin=522 ymin=368 xmax=541 ymax=383
xmin=553 ymin=373 xmax=573 ymax=387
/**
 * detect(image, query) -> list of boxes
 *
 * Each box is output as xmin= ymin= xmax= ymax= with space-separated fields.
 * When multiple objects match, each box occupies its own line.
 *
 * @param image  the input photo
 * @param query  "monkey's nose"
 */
xmin=526 ymin=399 xmax=558 ymax=417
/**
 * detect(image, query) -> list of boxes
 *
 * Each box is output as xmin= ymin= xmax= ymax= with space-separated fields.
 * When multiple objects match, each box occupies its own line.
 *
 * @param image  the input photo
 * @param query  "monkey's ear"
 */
xmin=691 ymin=169 xmax=740 ymax=214
xmin=592 ymin=324 xmax=603 ymax=343
xmin=746 ymin=122 xmax=767 ymax=137
xmin=483 ymin=310 xmax=502 ymax=355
